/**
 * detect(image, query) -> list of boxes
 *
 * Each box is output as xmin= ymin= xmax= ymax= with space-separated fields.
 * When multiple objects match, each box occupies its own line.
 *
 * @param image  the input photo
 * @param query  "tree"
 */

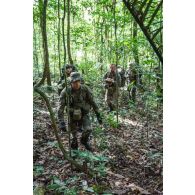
xmin=36 ymin=0 xmax=51 ymax=87
xmin=57 ymin=0 xmax=62 ymax=77
xmin=62 ymin=0 xmax=67 ymax=64
xmin=67 ymin=0 xmax=73 ymax=64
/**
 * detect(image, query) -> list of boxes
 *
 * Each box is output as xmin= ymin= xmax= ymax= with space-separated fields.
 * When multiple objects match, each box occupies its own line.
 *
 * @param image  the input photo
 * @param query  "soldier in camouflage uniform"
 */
xmin=126 ymin=62 xmax=137 ymax=101
xmin=117 ymin=66 xmax=126 ymax=87
xmin=58 ymin=72 xmax=102 ymax=151
xmin=57 ymin=64 xmax=75 ymax=95
xmin=104 ymin=64 xmax=121 ymax=112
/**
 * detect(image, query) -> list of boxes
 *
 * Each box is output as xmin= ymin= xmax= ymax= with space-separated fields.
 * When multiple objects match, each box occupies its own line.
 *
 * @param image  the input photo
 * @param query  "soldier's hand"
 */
xmin=106 ymin=78 xmax=112 ymax=82
xmin=98 ymin=117 xmax=103 ymax=125
xmin=61 ymin=126 xmax=67 ymax=132
xmin=59 ymin=122 xmax=67 ymax=132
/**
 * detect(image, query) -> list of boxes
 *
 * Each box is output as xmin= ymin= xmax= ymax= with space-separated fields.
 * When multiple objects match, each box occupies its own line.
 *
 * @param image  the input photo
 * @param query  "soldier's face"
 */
xmin=71 ymin=80 xmax=81 ymax=90
xmin=66 ymin=68 xmax=72 ymax=74
xmin=110 ymin=65 xmax=116 ymax=72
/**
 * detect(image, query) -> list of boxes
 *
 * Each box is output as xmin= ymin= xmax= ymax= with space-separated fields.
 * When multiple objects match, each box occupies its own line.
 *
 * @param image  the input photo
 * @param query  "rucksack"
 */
xmin=118 ymin=68 xmax=126 ymax=87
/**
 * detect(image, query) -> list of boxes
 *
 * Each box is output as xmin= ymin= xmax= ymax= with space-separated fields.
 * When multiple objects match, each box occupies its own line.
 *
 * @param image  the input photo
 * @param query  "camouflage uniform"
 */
xmin=126 ymin=62 xmax=137 ymax=101
xmin=104 ymin=70 xmax=121 ymax=111
xmin=118 ymin=67 xmax=126 ymax=87
xmin=58 ymin=72 xmax=102 ymax=151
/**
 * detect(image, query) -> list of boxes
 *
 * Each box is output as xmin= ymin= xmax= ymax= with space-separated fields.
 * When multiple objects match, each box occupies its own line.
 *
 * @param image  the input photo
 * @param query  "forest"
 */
xmin=33 ymin=0 xmax=163 ymax=194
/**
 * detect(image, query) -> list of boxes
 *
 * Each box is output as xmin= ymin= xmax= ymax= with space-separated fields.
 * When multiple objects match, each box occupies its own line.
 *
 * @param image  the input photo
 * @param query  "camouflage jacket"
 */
xmin=58 ymin=84 xmax=99 ymax=124
xmin=104 ymin=71 xmax=121 ymax=90
xmin=57 ymin=77 xmax=71 ymax=95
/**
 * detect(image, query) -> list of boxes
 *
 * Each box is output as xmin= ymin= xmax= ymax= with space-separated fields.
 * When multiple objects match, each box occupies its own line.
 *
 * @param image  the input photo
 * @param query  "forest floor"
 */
xmin=33 ymin=88 xmax=163 ymax=195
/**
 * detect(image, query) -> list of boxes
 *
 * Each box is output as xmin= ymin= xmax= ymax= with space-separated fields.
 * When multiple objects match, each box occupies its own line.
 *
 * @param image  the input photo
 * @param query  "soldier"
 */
xmin=58 ymin=72 xmax=102 ymax=151
xmin=126 ymin=62 xmax=137 ymax=101
xmin=58 ymin=64 xmax=84 ymax=96
xmin=117 ymin=66 xmax=126 ymax=87
xmin=104 ymin=64 xmax=121 ymax=112
xmin=57 ymin=64 xmax=74 ymax=95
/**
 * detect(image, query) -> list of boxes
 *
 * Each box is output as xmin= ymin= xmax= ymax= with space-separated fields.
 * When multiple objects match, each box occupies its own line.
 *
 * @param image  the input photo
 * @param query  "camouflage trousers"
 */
xmin=105 ymin=88 xmax=119 ymax=111
xmin=69 ymin=114 xmax=92 ymax=144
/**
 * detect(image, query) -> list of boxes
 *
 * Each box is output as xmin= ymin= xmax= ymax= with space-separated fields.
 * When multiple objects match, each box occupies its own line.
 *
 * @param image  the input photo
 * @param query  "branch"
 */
xmin=141 ymin=0 xmax=153 ymax=22
xmin=146 ymin=0 xmax=163 ymax=28
xmin=34 ymin=87 xmax=95 ymax=176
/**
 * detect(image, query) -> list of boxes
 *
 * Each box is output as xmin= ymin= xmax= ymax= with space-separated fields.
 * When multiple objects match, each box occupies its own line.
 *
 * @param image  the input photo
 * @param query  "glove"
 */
xmin=96 ymin=112 xmax=103 ymax=124
xmin=59 ymin=122 xmax=67 ymax=132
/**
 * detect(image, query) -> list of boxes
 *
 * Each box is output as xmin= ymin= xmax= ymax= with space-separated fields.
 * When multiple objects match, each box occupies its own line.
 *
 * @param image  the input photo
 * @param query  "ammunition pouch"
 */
xmin=107 ymin=86 xmax=115 ymax=94
xmin=73 ymin=108 xmax=82 ymax=120
xmin=105 ymin=82 xmax=114 ymax=89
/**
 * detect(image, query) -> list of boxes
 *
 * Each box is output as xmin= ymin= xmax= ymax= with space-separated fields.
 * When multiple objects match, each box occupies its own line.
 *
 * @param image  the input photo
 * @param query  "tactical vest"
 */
xmin=105 ymin=71 xmax=118 ymax=92
xmin=66 ymin=85 xmax=91 ymax=115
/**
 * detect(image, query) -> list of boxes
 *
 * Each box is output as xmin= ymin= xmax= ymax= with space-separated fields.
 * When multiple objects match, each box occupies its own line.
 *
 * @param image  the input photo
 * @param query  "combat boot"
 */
xmin=71 ymin=138 xmax=78 ymax=150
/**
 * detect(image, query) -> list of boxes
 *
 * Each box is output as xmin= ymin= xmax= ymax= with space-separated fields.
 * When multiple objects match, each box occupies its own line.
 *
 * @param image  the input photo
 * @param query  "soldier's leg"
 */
xmin=109 ymin=93 xmax=116 ymax=111
xmin=80 ymin=115 xmax=93 ymax=151
xmin=77 ymin=120 xmax=83 ymax=132
xmin=111 ymin=90 xmax=119 ymax=111
xmin=106 ymin=92 xmax=114 ymax=112
xmin=69 ymin=118 xmax=78 ymax=150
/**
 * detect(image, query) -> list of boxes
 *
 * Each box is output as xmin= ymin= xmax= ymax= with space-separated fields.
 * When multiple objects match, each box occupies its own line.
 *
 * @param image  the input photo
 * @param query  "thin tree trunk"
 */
xmin=58 ymin=0 xmax=62 ymax=77
xmin=133 ymin=21 xmax=139 ymax=65
xmin=67 ymin=0 xmax=73 ymax=64
xmin=38 ymin=26 xmax=44 ymax=71
xmin=62 ymin=0 xmax=66 ymax=64
xmin=33 ymin=26 xmax=40 ymax=77
xmin=53 ymin=22 xmax=57 ymax=82
xmin=129 ymin=20 xmax=138 ymax=102
xmin=36 ymin=0 xmax=51 ymax=87
xmin=100 ymin=20 xmax=104 ymax=66
xmin=114 ymin=0 xmax=119 ymax=124
xmin=133 ymin=20 xmax=143 ymax=88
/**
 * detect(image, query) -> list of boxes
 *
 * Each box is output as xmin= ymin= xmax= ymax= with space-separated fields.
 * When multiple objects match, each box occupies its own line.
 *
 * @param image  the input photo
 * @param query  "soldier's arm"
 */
xmin=57 ymin=75 xmax=64 ymax=85
xmin=58 ymin=88 xmax=67 ymax=125
xmin=103 ymin=73 xmax=108 ymax=83
xmin=57 ymin=80 xmax=66 ymax=96
xmin=57 ymin=78 xmax=62 ymax=85
xmin=112 ymin=73 xmax=121 ymax=87
xmin=85 ymin=86 xmax=102 ymax=124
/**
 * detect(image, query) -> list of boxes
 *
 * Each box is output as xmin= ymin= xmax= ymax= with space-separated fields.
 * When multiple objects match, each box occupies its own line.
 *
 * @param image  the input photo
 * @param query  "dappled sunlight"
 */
xmin=118 ymin=115 xmax=143 ymax=128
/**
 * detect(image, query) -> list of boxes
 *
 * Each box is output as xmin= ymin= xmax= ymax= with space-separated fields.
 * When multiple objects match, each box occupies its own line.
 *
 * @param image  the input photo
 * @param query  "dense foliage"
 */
xmin=33 ymin=0 xmax=163 ymax=194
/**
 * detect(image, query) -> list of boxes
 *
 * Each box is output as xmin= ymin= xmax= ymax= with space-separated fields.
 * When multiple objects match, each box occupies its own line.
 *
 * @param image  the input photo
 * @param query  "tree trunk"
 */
xmin=133 ymin=21 xmax=139 ymax=65
xmin=113 ymin=0 xmax=119 ymax=124
xmin=62 ymin=0 xmax=67 ymax=65
xmin=130 ymin=20 xmax=138 ymax=102
xmin=58 ymin=0 xmax=62 ymax=77
xmin=33 ymin=26 xmax=40 ymax=77
xmin=36 ymin=0 xmax=51 ymax=87
xmin=100 ymin=21 xmax=104 ymax=65
xmin=132 ymin=20 xmax=143 ymax=88
xmin=38 ymin=26 xmax=44 ymax=70
xmin=53 ymin=22 xmax=57 ymax=82
xmin=156 ymin=61 xmax=163 ymax=103
xmin=67 ymin=0 xmax=73 ymax=64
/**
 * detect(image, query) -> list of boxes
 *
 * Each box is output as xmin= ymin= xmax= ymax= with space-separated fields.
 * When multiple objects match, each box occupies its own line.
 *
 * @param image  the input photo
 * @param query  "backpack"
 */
xmin=118 ymin=68 xmax=126 ymax=87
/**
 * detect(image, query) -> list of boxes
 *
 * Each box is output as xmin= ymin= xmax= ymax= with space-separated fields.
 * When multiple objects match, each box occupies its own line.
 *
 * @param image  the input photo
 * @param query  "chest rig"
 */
xmin=67 ymin=86 xmax=90 ymax=119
